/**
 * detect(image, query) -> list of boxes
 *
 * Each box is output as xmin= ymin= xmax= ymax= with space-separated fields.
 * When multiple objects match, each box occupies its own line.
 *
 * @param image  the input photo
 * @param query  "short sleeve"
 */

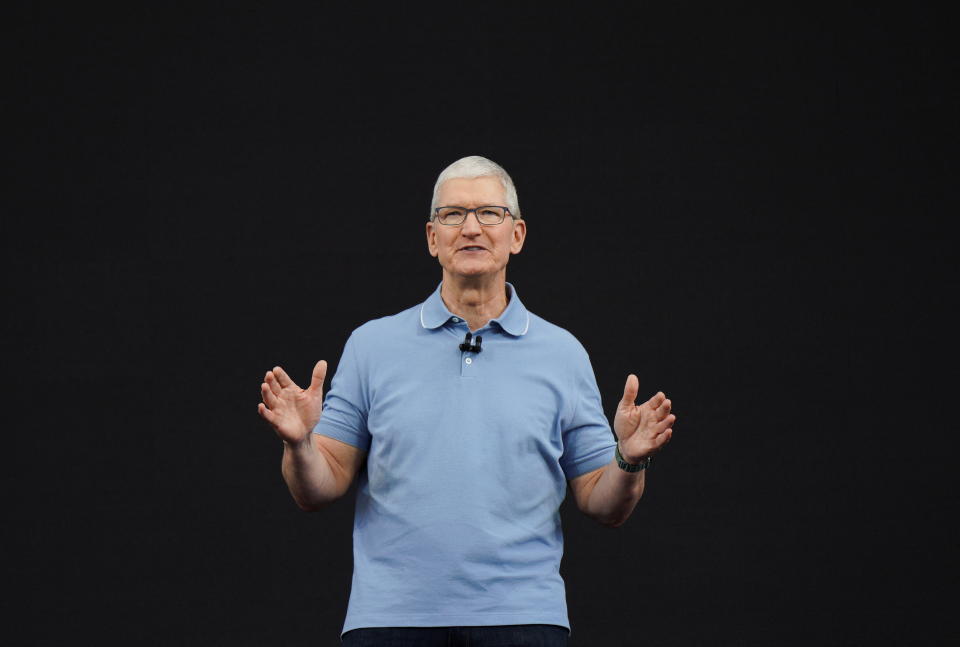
xmin=312 ymin=332 xmax=372 ymax=452
xmin=558 ymin=344 xmax=617 ymax=480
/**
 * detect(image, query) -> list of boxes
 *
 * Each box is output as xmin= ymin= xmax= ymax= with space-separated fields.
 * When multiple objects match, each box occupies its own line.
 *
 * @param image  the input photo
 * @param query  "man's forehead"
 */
xmin=437 ymin=176 xmax=505 ymax=204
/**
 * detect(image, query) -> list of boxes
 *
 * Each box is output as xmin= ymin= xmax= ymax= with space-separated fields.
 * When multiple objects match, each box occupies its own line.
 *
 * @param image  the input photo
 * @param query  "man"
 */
xmin=257 ymin=156 xmax=676 ymax=646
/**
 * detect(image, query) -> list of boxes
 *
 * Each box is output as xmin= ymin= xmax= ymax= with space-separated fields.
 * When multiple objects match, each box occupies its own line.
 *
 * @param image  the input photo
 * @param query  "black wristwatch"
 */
xmin=615 ymin=443 xmax=651 ymax=472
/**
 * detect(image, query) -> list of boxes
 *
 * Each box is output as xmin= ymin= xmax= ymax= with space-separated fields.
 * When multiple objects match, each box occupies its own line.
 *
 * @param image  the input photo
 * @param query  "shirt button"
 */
xmin=452 ymin=317 xmax=460 ymax=322
xmin=464 ymin=357 xmax=472 ymax=365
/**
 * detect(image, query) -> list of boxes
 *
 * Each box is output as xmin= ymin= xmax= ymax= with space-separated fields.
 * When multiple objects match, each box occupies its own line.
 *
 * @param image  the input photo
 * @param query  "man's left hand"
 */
xmin=613 ymin=374 xmax=675 ymax=463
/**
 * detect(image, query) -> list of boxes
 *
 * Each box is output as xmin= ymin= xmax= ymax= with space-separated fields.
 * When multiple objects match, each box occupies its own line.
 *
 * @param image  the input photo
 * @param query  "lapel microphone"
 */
xmin=459 ymin=331 xmax=483 ymax=353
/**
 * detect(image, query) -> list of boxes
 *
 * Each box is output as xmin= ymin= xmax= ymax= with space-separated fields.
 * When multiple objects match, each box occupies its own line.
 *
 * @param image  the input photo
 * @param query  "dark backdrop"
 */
xmin=8 ymin=3 xmax=953 ymax=645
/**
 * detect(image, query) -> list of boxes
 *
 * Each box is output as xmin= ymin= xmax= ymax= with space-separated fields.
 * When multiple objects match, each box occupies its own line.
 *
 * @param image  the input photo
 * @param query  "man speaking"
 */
xmin=257 ymin=156 xmax=676 ymax=646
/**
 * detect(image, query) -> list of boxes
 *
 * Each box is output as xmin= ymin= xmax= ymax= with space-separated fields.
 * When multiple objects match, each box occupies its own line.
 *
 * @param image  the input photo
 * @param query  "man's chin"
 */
xmin=443 ymin=264 xmax=503 ymax=280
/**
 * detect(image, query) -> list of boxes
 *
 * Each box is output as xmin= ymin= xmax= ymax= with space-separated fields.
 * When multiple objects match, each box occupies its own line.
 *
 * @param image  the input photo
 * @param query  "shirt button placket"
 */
xmin=460 ymin=326 xmax=479 ymax=378
xmin=461 ymin=350 xmax=477 ymax=377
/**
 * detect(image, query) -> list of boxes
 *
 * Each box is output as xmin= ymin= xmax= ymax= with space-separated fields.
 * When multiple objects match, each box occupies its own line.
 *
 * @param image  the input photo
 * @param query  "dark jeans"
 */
xmin=341 ymin=624 xmax=569 ymax=647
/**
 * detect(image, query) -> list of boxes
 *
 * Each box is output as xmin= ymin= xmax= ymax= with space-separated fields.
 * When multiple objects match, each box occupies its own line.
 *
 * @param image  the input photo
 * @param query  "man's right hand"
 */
xmin=258 ymin=361 xmax=328 ymax=445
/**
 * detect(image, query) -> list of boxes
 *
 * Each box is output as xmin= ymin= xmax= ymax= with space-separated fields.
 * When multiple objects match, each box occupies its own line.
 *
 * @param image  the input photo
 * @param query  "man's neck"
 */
xmin=440 ymin=273 xmax=510 ymax=332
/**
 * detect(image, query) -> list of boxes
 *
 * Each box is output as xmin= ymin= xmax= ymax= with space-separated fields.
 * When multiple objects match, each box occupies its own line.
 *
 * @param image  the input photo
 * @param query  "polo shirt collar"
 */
xmin=419 ymin=281 xmax=531 ymax=336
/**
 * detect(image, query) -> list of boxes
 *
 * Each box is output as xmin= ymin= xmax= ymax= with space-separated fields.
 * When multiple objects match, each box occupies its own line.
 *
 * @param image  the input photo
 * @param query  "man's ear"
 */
xmin=510 ymin=219 xmax=527 ymax=254
xmin=426 ymin=221 xmax=439 ymax=257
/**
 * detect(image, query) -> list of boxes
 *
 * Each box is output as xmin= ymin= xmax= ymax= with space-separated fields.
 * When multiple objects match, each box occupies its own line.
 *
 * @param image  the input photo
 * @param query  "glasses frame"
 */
xmin=432 ymin=205 xmax=514 ymax=226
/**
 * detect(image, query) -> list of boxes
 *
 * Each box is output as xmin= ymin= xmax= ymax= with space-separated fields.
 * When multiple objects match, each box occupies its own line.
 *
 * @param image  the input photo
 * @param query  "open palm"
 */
xmin=613 ymin=374 xmax=675 ymax=462
xmin=258 ymin=361 xmax=328 ymax=444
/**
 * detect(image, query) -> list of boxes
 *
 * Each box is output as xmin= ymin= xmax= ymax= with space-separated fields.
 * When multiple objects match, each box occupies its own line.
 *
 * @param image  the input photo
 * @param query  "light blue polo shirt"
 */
xmin=313 ymin=281 xmax=617 ymax=637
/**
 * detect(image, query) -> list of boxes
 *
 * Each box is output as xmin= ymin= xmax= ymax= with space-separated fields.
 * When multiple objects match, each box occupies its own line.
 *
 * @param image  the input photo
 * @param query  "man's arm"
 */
xmin=258 ymin=362 xmax=367 ymax=510
xmin=282 ymin=433 xmax=367 ymax=511
xmin=570 ymin=374 xmax=675 ymax=527
xmin=570 ymin=450 xmax=645 ymax=527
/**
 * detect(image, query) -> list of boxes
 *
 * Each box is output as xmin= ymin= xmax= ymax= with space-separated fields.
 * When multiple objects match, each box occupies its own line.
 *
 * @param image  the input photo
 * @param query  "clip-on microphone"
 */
xmin=459 ymin=331 xmax=483 ymax=353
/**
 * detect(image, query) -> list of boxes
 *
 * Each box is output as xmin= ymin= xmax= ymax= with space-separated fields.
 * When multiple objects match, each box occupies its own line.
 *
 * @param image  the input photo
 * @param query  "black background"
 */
xmin=7 ymin=3 xmax=954 ymax=645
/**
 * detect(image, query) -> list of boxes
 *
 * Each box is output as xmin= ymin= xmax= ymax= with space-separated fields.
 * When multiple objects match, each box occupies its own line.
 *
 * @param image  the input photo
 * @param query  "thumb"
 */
xmin=309 ymin=360 xmax=328 ymax=393
xmin=621 ymin=374 xmax=639 ymax=406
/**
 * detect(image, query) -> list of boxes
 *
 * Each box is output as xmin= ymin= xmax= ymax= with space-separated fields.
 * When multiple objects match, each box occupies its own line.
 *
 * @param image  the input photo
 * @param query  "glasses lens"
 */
xmin=476 ymin=206 xmax=506 ymax=225
xmin=437 ymin=207 xmax=466 ymax=224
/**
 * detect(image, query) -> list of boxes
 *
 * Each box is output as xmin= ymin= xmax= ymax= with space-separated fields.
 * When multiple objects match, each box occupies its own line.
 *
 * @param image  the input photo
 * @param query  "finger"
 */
xmin=273 ymin=366 xmax=294 ymax=388
xmin=655 ymin=428 xmax=673 ymax=447
xmin=645 ymin=391 xmax=665 ymax=410
xmin=309 ymin=360 xmax=328 ymax=393
xmin=620 ymin=374 xmax=639 ymax=406
xmin=265 ymin=371 xmax=282 ymax=396
xmin=261 ymin=382 xmax=278 ymax=408
xmin=655 ymin=398 xmax=672 ymax=421
xmin=257 ymin=402 xmax=276 ymax=424
xmin=654 ymin=414 xmax=676 ymax=434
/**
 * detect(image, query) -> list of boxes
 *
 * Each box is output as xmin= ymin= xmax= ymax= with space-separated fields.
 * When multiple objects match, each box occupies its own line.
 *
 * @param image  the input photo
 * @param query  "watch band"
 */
xmin=615 ymin=443 xmax=651 ymax=472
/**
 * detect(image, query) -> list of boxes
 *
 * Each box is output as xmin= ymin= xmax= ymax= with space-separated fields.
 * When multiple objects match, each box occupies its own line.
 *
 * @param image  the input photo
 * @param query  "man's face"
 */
xmin=426 ymin=176 xmax=526 ymax=281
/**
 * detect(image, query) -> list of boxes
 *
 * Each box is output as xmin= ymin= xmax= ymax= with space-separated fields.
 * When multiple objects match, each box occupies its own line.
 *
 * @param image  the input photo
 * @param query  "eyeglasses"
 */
xmin=433 ymin=205 xmax=513 ymax=226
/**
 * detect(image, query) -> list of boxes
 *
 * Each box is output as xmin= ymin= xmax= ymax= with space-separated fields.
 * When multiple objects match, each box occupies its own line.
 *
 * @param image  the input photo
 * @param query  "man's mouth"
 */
xmin=460 ymin=246 xmax=486 ymax=252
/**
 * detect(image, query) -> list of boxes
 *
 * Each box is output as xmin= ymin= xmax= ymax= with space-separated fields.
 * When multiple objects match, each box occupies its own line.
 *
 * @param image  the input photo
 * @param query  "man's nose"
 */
xmin=460 ymin=211 xmax=483 ymax=234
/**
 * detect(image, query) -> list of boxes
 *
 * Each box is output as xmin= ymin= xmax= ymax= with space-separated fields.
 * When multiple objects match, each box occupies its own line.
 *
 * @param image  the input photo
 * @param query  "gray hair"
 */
xmin=429 ymin=155 xmax=521 ymax=220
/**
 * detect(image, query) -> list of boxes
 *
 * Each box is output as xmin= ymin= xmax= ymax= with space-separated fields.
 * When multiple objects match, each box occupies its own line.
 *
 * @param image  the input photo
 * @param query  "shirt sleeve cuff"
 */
xmin=312 ymin=417 xmax=371 ymax=452
xmin=561 ymin=441 xmax=616 ymax=480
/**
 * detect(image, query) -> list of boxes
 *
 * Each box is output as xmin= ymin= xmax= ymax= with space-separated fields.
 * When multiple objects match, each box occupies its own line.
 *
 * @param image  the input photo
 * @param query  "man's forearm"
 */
xmin=281 ymin=433 xmax=341 ymax=511
xmin=585 ymin=444 xmax=646 ymax=527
